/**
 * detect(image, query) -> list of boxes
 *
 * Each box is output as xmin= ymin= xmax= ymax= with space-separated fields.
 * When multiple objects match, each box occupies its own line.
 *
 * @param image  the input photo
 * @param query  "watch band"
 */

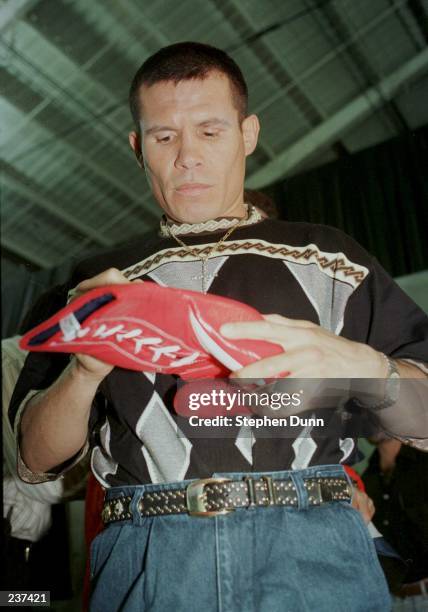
xmin=378 ymin=354 xmax=401 ymax=410
xmin=353 ymin=353 xmax=400 ymax=411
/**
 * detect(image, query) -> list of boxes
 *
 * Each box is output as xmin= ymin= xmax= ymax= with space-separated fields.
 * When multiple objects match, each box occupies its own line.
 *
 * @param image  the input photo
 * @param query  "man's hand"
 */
xmin=69 ymin=268 xmax=143 ymax=381
xmin=19 ymin=266 xmax=144 ymax=476
xmin=351 ymin=488 xmax=375 ymax=524
xmin=221 ymin=314 xmax=386 ymax=379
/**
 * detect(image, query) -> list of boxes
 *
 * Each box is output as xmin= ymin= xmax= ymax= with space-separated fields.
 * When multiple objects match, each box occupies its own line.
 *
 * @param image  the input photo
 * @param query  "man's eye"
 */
xmin=156 ymin=135 xmax=172 ymax=143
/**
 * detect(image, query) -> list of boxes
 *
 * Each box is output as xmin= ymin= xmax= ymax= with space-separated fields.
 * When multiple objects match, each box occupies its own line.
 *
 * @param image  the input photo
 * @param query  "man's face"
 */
xmin=129 ymin=71 xmax=259 ymax=223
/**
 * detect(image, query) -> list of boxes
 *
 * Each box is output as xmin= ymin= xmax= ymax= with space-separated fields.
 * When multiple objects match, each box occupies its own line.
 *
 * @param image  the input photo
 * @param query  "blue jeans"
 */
xmin=89 ymin=465 xmax=391 ymax=611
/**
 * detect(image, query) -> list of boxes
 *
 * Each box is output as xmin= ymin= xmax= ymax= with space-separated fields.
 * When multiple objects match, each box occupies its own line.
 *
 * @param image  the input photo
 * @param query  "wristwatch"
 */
xmin=353 ymin=354 xmax=400 ymax=411
xmin=368 ymin=353 xmax=400 ymax=410
xmin=375 ymin=354 xmax=401 ymax=410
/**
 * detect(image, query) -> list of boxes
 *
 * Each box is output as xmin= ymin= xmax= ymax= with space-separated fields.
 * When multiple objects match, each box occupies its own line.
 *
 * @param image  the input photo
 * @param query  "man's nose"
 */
xmin=175 ymin=134 xmax=203 ymax=170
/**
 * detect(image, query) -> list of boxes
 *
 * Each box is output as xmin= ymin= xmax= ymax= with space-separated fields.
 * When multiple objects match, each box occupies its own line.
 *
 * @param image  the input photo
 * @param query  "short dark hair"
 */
xmin=129 ymin=42 xmax=248 ymax=132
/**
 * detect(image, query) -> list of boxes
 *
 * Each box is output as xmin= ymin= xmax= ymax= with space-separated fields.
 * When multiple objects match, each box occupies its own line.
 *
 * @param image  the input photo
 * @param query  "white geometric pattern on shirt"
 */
xmin=122 ymin=240 xmax=369 ymax=288
xmin=284 ymin=261 xmax=355 ymax=334
xmin=147 ymin=256 xmax=228 ymax=293
xmin=146 ymin=256 xmax=254 ymax=467
xmin=234 ymin=425 xmax=255 ymax=465
xmin=143 ymin=260 xmax=278 ymax=471
xmin=91 ymin=417 xmax=119 ymax=488
xmin=292 ymin=423 xmax=317 ymax=469
xmin=144 ymin=371 xmax=156 ymax=384
xmin=339 ymin=438 xmax=355 ymax=463
xmin=136 ymin=390 xmax=192 ymax=484
xmin=119 ymin=240 xmax=370 ymax=477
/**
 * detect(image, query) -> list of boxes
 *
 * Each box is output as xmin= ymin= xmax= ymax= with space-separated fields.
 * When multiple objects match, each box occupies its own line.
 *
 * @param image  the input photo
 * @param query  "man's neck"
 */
xmin=378 ymin=438 xmax=402 ymax=474
xmin=166 ymin=204 xmax=248 ymax=226
xmin=159 ymin=204 xmax=264 ymax=238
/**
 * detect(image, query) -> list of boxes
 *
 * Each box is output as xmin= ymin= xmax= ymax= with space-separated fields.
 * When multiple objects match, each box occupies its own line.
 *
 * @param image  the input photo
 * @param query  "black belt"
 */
xmin=102 ymin=475 xmax=352 ymax=523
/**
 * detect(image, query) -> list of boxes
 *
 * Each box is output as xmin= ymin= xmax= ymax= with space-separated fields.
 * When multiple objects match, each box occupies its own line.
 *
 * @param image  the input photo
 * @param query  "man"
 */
xmin=10 ymin=42 xmax=428 ymax=611
xmin=2 ymin=336 xmax=85 ymax=599
xmin=363 ymin=436 xmax=428 ymax=607
xmin=3 ymin=286 xmax=88 ymax=597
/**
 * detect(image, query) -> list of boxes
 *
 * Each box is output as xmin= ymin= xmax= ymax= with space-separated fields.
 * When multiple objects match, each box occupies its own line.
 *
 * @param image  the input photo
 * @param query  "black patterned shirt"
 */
xmin=9 ymin=218 xmax=428 ymax=487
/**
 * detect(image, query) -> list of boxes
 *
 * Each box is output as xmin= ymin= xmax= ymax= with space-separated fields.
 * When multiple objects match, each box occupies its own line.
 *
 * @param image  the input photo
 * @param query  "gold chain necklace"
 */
xmin=166 ymin=207 xmax=250 ymax=293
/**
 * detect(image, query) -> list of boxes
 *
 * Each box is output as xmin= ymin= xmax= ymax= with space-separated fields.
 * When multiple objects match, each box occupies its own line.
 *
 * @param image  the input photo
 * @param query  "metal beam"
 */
xmin=62 ymin=198 xmax=159 ymax=264
xmin=1 ymin=1 xmax=160 ymax=147
xmin=227 ymin=0 xmax=327 ymax=128
xmin=407 ymin=0 xmax=428 ymax=45
xmin=1 ymin=235 xmax=52 ymax=268
xmin=1 ymin=169 xmax=112 ymax=246
xmin=0 ymin=40 xmax=119 ymax=147
xmin=246 ymin=48 xmax=428 ymax=188
xmin=214 ymin=0 xmax=307 ymax=160
xmin=0 ymin=0 xmax=39 ymax=33
xmin=84 ymin=0 xmax=169 ymax=47
xmin=312 ymin=0 xmax=409 ymax=133
xmin=0 ymin=33 xmax=157 ymax=220
xmin=393 ymin=0 xmax=425 ymax=50
xmin=250 ymin=2 xmax=407 ymax=117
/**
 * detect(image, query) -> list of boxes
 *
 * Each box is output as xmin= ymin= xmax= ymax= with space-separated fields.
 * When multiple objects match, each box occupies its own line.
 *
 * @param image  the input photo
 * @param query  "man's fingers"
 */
xmin=230 ymin=352 xmax=292 ymax=379
xmin=67 ymin=268 xmax=138 ymax=303
xmin=351 ymin=489 xmax=376 ymax=524
xmin=230 ymin=347 xmax=321 ymax=379
xmin=68 ymin=271 xmax=143 ymax=304
xmin=72 ymin=353 xmax=114 ymax=381
xmin=263 ymin=314 xmax=317 ymax=329
xmin=221 ymin=321 xmax=319 ymax=357
xmin=75 ymin=267 xmax=129 ymax=290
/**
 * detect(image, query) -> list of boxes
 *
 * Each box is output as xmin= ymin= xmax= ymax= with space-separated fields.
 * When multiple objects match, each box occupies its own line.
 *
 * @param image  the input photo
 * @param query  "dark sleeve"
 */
xmin=342 ymin=256 xmax=428 ymax=449
xmin=342 ymin=256 xmax=428 ymax=364
xmin=9 ymin=244 xmax=134 ymax=429
xmin=8 ymin=275 xmax=103 ymax=482
xmin=8 ymin=266 xmax=102 ymax=432
xmin=8 ymin=283 xmax=71 ymax=432
xmin=8 ymin=351 xmax=70 ymax=432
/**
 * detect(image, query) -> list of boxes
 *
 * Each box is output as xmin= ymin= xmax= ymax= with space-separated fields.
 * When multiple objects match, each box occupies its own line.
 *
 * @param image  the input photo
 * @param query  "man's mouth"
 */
xmin=175 ymin=183 xmax=211 ymax=196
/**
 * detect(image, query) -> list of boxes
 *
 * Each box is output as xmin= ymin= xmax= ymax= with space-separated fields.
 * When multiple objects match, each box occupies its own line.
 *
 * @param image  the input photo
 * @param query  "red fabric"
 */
xmin=344 ymin=465 xmax=366 ymax=492
xmin=20 ymin=283 xmax=283 ymax=379
xmin=82 ymin=473 xmax=105 ymax=612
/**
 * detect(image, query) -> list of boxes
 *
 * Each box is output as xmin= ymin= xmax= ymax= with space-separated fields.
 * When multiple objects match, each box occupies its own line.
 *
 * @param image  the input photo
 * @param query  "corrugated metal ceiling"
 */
xmin=1 ymin=0 xmax=427 ymax=269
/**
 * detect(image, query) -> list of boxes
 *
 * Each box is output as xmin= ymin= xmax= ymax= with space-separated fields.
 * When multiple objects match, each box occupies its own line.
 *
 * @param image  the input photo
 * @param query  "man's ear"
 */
xmin=242 ymin=114 xmax=260 ymax=157
xmin=129 ymin=131 xmax=144 ymax=167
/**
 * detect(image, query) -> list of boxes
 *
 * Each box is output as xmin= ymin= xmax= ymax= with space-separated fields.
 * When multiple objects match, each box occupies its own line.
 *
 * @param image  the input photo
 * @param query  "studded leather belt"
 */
xmin=101 ymin=475 xmax=352 ymax=523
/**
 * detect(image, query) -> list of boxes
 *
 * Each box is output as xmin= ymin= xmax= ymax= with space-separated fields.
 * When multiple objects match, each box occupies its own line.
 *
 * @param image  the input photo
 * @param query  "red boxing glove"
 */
xmin=20 ymin=282 xmax=283 ymax=380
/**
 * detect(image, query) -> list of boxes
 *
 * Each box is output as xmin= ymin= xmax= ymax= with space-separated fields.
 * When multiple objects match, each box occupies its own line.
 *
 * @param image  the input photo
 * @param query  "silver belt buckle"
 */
xmin=186 ymin=477 xmax=234 ymax=517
